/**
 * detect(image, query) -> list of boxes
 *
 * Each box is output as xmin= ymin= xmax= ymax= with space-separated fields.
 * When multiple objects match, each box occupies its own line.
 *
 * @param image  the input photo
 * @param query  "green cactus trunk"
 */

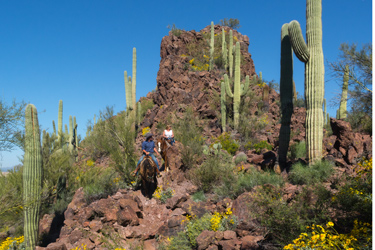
xmin=228 ymin=30 xmax=233 ymax=78
xmin=221 ymin=80 xmax=227 ymax=132
xmin=278 ymin=23 xmax=294 ymax=169
xmin=338 ymin=64 xmax=349 ymax=119
xmin=209 ymin=21 xmax=214 ymax=71
xmin=288 ymin=0 xmax=324 ymax=163
xmin=23 ymin=104 xmax=43 ymax=250
xmin=124 ymin=70 xmax=132 ymax=110
xmin=222 ymin=28 xmax=228 ymax=71
xmin=137 ymin=101 xmax=142 ymax=125
xmin=323 ymin=98 xmax=327 ymax=124
xmin=57 ymin=100 xmax=63 ymax=141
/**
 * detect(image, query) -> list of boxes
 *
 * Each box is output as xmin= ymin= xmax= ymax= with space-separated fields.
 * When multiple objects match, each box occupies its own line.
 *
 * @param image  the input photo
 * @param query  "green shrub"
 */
xmin=173 ymin=107 xmax=204 ymax=169
xmin=191 ymin=191 xmax=206 ymax=202
xmin=252 ymin=140 xmax=272 ymax=154
xmin=215 ymin=168 xmax=284 ymax=199
xmin=193 ymin=152 xmax=233 ymax=193
xmin=289 ymin=140 xmax=306 ymax=159
xmin=234 ymin=152 xmax=247 ymax=165
xmin=288 ymin=160 xmax=334 ymax=185
xmin=82 ymin=106 xmax=136 ymax=182
xmin=248 ymin=185 xmax=330 ymax=246
xmin=212 ymin=132 xmax=239 ymax=155
xmin=332 ymin=158 xmax=372 ymax=226
xmin=167 ymin=24 xmax=183 ymax=37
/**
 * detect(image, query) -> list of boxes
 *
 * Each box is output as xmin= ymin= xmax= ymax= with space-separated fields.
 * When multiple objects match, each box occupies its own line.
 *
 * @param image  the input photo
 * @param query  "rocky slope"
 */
xmin=36 ymin=25 xmax=372 ymax=250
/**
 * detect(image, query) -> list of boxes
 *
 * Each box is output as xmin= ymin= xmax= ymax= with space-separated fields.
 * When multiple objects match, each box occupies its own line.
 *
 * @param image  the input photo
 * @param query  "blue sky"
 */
xmin=0 ymin=0 xmax=372 ymax=171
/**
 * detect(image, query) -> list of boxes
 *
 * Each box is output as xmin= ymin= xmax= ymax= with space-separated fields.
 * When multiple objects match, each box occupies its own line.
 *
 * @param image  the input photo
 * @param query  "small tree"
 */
xmin=329 ymin=43 xmax=372 ymax=133
xmin=0 ymin=99 xmax=26 ymax=151
xmin=220 ymin=18 xmax=241 ymax=29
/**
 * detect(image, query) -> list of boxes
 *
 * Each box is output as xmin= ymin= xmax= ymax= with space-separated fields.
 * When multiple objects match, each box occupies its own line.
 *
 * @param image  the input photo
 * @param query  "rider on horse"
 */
xmin=132 ymin=133 xmax=162 ymax=177
xmin=163 ymin=125 xmax=175 ymax=146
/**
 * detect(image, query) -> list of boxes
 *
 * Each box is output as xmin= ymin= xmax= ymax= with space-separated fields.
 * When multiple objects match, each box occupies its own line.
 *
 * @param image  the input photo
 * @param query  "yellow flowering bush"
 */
xmin=210 ymin=207 xmax=235 ymax=231
xmin=0 ymin=236 xmax=24 ymax=250
xmin=153 ymin=185 xmax=175 ymax=203
xmin=86 ymin=159 xmax=95 ymax=167
xmin=284 ymin=220 xmax=372 ymax=249
xmin=142 ymin=127 xmax=151 ymax=136
xmin=70 ymin=244 xmax=87 ymax=250
xmin=332 ymin=158 xmax=372 ymax=224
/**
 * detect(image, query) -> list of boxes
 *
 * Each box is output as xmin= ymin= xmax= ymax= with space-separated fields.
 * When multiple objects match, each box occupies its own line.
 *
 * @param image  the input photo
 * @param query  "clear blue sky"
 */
xmin=0 ymin=0 xmax=372 ymax=171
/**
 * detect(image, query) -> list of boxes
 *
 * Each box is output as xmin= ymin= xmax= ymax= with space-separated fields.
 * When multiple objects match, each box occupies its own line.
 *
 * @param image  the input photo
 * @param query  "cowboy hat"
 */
xmin=145 ymin=133 xmax=153 ymax=140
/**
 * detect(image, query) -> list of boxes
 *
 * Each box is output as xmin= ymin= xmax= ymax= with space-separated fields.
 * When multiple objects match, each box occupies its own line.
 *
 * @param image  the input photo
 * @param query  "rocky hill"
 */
xmin=36 ymin=25 xmax=372 ymax=250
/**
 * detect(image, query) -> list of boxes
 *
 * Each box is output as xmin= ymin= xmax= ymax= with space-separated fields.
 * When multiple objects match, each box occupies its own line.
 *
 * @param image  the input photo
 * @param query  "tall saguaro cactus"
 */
xmin=209 ymin=21 xmax=214 ymax=71
xmin=278 ymin=23 xmax=294 ymax=169
xmin=338 ymin=64 xmax=349 ymax=119
xmin=224 ymin=42 xmax=250 ymax=129
xmin=288 ymin=0 xmax=324 ymax=163
xmin=23 ymin=104 xmax=43 ymax=250
xmin=124 ymin=71 xmax=132 ymax=110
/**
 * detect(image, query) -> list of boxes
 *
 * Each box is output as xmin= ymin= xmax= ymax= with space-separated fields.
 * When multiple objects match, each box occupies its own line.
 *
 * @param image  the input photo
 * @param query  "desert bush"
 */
xmin=167 ymin=209 xmax=237 ymax=250
xmin=234 ymin=152 xmax=247 ymax=165
xmin=191 ymin=190 xmax=206 ymax=202
xmin=82 ymin=106 xmax=136 ymax=182
xmin=167 ymin=24 xmax=183 ymax=37
xmin=215 ymin=168 xmax=284 ymax=199
xmin=284 ymin=220 xmax=372 ymax=250
xmin=249 ymin=185 xmax=331 ymax=246
xmin=212 ymin=132 xmax=239 ymax=155
xmin=153 ymin=185 xmax=175 ymax=204
xmin=289 ymin=140 xmax=306 ymax=160
xmin=0 ymin=165 xmax=24 ymax=235
xmin=251 ymin=140 xmax=273 ymax=153
xmin=173 ymin=107 xmax=204 ymax=169
xmin=193 ymin=151 xmax=233 ymax=193
xmin=331 ymin=158 xmax=372 ymax=226
xmin=288 ymin=160 xmax=334 ymax=185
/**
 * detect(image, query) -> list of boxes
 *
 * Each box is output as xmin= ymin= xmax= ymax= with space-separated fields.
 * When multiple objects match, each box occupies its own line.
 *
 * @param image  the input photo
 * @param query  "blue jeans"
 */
xmin=136 ymin=153 xmax=159 ymax=173
xmin=167 ymin=137 xmax=175 ymax=146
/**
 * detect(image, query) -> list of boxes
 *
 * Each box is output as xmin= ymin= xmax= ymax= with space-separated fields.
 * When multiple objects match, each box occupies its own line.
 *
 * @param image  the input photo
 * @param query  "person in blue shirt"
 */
xmin=132 ymin=133 xmax=161 ymax=177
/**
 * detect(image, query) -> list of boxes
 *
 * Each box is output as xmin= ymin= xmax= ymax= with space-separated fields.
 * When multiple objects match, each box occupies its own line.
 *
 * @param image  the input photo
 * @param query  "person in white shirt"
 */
xmin=163 ymin=125 xmax=175 ymax=145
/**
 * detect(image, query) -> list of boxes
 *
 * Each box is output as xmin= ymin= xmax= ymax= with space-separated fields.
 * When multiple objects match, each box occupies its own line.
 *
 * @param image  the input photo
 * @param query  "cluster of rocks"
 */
xmin=38 ymin=179 xmax=274 ymax=250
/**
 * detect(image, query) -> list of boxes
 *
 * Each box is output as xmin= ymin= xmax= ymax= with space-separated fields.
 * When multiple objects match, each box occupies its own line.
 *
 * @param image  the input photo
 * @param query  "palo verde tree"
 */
xmin=329 ymin=43 xmax=372 ymax=134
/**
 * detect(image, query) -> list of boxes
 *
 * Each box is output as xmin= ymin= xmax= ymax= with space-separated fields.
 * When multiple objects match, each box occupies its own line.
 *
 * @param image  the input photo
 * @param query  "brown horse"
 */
xmin=139 ymin=155 xmax=158 ymax=198
xmin=157 ymin=137 xmax=172 ymax=172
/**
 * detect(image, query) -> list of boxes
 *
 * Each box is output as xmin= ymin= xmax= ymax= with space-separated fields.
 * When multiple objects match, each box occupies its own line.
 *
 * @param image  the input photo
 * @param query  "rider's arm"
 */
xmin=154 ymin=147 xmax=159 ymax=155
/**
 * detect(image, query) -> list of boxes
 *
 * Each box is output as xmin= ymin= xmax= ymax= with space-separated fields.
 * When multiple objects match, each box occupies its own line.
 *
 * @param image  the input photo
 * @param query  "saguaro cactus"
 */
xmin=338 ymin=64 xmax=349 ymax=119
xmin=221 ymin=80 xmax=227 ymax=132
xmin=57 ymin=100 xmax=63 ymax=141
xmin=288 ymin=0 xmax=324 ymax=163
xmin=278 ymin=23 xmax=294 ymax=169
xmin=124 ymin=71 xmax=132 ymax=110
xmin=23 ymin=104 xmax=43 ymax=250
xmin=222 ymin=28 xmax=228 ymax=71
xmin=228 ymin=30 xmax=233 ymax=78
xmin=224 ymin=42 xmax=250 ymax=129
xmin=209 ymin=21 xmax=214 ymax=71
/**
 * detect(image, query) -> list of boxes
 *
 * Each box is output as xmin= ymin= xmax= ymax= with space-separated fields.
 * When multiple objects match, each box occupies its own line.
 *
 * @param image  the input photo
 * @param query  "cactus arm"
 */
xmin=240 ymin=75 xmax=250 ymax=96
xmin=222 ymin=28 xmax=228 ymax=71
xmin=221 ymin=81 xmax=227 ymax=132
xmin=233 ymin=42 xmax=241 ymax=128
xmin=278 ymin=23 xmax=294 ymax=168
xmin=124 ymin=70 xmax=132 ymax=110
xmin=24 ymin=104 xmax=43 ymax=250
xmin=288 ymin=20 xmax=310 ymax=63
xmin=224 ymin=74 xmax=234 ymax=98
xmin=228 ymin=30 xmax=233 ymax=78
xmin=57 ymin=100 xmax=63 ymax=140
